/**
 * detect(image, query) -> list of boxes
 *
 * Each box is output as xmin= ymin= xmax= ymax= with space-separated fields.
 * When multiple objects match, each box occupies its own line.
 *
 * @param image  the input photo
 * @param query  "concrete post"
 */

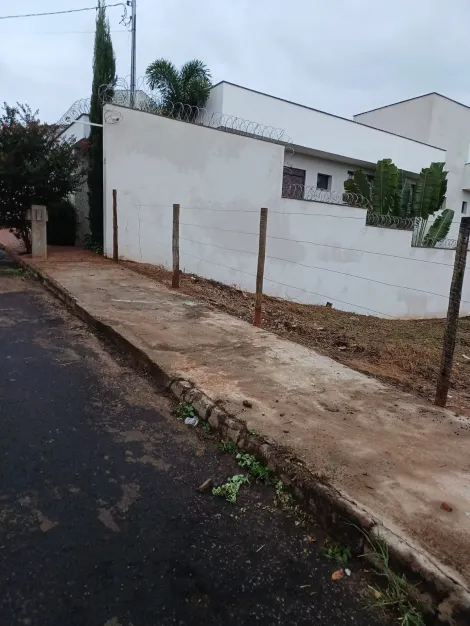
xmin=27 ymin=205 xmax=48 ymax=259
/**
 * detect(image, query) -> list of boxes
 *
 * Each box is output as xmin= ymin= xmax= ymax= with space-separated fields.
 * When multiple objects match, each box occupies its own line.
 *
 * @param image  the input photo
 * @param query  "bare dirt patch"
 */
xmin=120 ymin=260 xmax=470 ymax=416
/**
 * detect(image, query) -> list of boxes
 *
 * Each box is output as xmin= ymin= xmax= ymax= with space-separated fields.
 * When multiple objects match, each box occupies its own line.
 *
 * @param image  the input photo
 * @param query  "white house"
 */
xmin=204 ymin=81 xmax=445 ymax=199
xmin=355 ymin=93 xmax=470 ymax=238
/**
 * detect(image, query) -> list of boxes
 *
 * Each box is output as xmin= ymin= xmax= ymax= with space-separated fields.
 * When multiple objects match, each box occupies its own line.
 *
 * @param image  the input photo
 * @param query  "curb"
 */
xmin=4 ymin=246 xmax=470 ymax=625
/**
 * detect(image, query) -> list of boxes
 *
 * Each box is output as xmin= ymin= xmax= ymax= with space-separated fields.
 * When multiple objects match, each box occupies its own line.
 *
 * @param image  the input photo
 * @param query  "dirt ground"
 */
xmin=120 ymin=260 xmax=470 ymax=417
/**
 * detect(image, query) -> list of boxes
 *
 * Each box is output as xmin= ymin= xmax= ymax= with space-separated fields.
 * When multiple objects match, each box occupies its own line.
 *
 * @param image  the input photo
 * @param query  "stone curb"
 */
xmin=4 ymin=246 xmax=470 ymax=625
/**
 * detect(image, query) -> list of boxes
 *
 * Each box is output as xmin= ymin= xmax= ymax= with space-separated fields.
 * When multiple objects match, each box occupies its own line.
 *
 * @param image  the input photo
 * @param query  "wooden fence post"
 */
xmin=112 ymin=189 xmax=118 ymax=262
xmin=254 ymin=207 xmax=268 ymax=327
xmin=435 ymin=216 xmax=470 ymax=406
xmin=172 ymin=203 xmax=180 ymax=288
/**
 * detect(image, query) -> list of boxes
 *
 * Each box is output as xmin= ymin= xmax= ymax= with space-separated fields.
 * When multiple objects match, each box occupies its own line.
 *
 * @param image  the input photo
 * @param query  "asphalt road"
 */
xmin=0 ymin=274 xmax=387 ymax=626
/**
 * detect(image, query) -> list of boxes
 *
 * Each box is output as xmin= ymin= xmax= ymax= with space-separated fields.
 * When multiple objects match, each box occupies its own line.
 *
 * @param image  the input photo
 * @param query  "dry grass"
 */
xmin=121 ymin=260 xmax=470 ymax=416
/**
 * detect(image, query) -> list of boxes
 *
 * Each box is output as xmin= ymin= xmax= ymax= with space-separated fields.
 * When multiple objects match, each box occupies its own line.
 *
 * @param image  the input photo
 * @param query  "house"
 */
xmin=203 ymin=81 xmax=444 ymax=199
xmin=354 ymin=93 xmax=470 ymax=238
xmin=59 ymin=82 xmax=446 ymax=236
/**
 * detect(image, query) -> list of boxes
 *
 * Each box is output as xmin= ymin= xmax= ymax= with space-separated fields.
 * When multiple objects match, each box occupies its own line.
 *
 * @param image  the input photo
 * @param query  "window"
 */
xmin=317 ymin=173 xmax=331 ymax=191
xmin=462 ymin=201 xmax=468 ymax=214
xmin=282 ymin=166 xmax=306 ymax=199
xmin=347 ymin=170 xmax=374 ymax=183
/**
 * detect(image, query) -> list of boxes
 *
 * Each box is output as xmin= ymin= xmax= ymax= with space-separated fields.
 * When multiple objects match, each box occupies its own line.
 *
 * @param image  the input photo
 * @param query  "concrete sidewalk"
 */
xmin=10 ymin=248 xmax=470 ymax=618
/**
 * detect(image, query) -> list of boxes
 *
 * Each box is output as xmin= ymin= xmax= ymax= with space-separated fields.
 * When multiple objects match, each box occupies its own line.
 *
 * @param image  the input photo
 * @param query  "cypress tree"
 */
xmin=88 ymin=0 xmax=116 ymax=248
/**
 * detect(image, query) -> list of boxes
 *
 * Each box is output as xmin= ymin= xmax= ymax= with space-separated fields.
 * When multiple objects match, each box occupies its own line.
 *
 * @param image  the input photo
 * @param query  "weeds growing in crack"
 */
xmin=273 ymin=480 xmax=307 ymax=525
xmin=174 ymin=402 xmax=196 ymax=420
xmin=0 ymin=267 xmax=35 ymax=278
xmin=236 ymin=453 xmax=273 ymax=484
xmin=325 ymin=542 xmax=351 ymax=565
xmin=200 ymin=421 xmax=211 ymax=432
xmin=218 ymin=440 xmax=237 ymax=454
xmin=212 ymin=474 xmax=250 ymax=504
xmin=360 ymin=530 xmax=424 ymax=626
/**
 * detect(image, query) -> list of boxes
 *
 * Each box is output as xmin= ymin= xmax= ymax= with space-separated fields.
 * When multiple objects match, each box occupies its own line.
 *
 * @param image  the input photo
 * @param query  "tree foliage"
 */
xmin=145 ymin=58 xmax=212 ymax=113
xmin=88 ymin=0 xmax=116 ymax=248
xmin=0 ymin=103 xmax=82 ymax=251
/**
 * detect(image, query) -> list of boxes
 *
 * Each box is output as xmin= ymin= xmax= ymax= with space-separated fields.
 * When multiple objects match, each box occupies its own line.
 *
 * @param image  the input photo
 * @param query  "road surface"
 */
xmin=0 ymin=273 xmax=386 ymax=625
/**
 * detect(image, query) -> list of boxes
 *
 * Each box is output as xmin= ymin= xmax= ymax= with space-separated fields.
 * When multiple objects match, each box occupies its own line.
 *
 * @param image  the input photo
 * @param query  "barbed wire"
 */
xmin=95 ymin=76 xmax=296 ymax=167
xmin=281 ymin=182 xmax=368 ymax=209
xmin=56 ymin=98 xmax=91 ymax=128
xmin=365 ymin=212 xmax=415 ymax=231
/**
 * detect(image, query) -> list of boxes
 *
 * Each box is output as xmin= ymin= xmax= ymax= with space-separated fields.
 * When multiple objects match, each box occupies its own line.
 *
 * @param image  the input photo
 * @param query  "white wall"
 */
xmin=104 ymin=105 xmax=470 ymax=319
xmin=355 ymin=94 xmax=470 ymax=240
xmin=59 ymin=114 xmax=90 ymax=143
xmin=285 ymin=152 xmax=375 ymax=194
xmin=264 ymin=198 xmax=470 ymax=318
xmin=354 ymin=95 xmax=436 ymax=145
xmin=103 ymin=104 xmax=285 ymax=275
xmin=206 ymin=82 xmax=445 ymax=175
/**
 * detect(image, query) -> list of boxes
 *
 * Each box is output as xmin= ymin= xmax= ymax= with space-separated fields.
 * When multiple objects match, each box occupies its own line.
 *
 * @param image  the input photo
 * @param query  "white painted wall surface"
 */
xmin=206 ymin=83 xmax=445 ymax=175
xmin=285 ymin=153 xmax=375 ymax=194
xmin=354 ymin=94 xmax=470 ymax=240
xmin=104 ymin=105 xmax=470 ymax=319
xmin=59 ymin=114 xmax=90 ymax=143
xmin=103 ymin=104 xmax=284 ymax=276
xmin=354 ymin=95 xmax=437 ymax=145
xmin=263 ymin=198 xmax=470 ymax=318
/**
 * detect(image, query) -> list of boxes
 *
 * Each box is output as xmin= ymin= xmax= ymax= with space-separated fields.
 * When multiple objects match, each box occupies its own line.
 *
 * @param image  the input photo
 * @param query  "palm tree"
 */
xmin=145 ymin=59 xmax=212 ymax=116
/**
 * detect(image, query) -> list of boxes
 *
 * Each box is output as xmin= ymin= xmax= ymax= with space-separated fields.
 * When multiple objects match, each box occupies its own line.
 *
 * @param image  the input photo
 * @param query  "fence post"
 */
xmin=172 ymin=203 xmax=180 ymax=288
xmin=435 ymin=216 xmax=470 ymax=406
xmin=254 ymin=207 xmax=268 ymax=327
xmin=112 ymin=189 xmax=118 ymax=262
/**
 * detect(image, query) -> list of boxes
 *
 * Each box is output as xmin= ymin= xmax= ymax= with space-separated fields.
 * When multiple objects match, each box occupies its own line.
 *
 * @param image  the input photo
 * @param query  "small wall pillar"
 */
xmin=26 ymin=205 xmax=48 ymax=259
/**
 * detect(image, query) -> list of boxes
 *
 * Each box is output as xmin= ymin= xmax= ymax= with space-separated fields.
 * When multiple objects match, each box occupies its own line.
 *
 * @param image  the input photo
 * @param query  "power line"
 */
xmin=0 ymin=29 xmax=128 ymax=35
xmin=0 ymin=4 xmax=125 ymax=21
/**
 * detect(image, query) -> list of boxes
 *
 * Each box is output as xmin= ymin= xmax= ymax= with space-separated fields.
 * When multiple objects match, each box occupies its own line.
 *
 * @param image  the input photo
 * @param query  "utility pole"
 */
xmin=129 ymin=0 xmax=137 ymax=108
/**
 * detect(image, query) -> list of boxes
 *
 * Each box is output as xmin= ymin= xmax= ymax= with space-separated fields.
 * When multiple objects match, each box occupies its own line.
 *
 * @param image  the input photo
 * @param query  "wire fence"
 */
xmin=112 ymin=198 xmax=470 ymax=323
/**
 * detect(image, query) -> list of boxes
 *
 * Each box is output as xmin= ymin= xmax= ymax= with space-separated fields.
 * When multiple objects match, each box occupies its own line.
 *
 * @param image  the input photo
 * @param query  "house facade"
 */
xmin=203 ymin=81 xmax=444 ymax=199
xmin=355 ymin=93 xmax=470 ymax=238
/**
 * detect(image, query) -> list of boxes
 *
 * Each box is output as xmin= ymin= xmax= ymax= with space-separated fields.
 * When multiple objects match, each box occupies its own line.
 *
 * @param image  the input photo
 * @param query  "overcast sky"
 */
xmin=2 ymin=0 xmax=470 ymax=124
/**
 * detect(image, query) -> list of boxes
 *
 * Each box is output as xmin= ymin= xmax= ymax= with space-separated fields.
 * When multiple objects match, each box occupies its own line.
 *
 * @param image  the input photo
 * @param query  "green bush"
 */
xmin=47 ymin=199 xmax=77 ymax=246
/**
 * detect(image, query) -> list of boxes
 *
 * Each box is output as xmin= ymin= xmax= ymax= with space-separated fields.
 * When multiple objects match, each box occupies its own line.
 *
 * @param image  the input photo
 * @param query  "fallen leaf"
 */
xmin=304 ymin=535 xmax=316 ymax=543
xmin=332 ymin=569 xmax=344 ymax=581
xmin=374 ymin=589 xmax=382 ymax=599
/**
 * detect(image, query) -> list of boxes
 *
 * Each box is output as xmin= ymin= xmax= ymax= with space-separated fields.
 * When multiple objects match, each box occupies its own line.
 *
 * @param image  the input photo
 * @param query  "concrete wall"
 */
xmin=59 ymin=114 xmax=90 ymax=143
xmin=104 ymin=105 xmax=470 ymax=319
xmin=205 ymin=82 xmax=445 ymax=174
xmin=103 ymin=104 xmax=285 ymax=269
xmin=355 ymin=94 xmax=470 ymax=240
xmin=354 ymin=95 xmax=437 ymax=145
xmin=285 ymin=152 xmax=375 ymax=194
xmin=264 ymin=198 xmax=470 ymax=318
